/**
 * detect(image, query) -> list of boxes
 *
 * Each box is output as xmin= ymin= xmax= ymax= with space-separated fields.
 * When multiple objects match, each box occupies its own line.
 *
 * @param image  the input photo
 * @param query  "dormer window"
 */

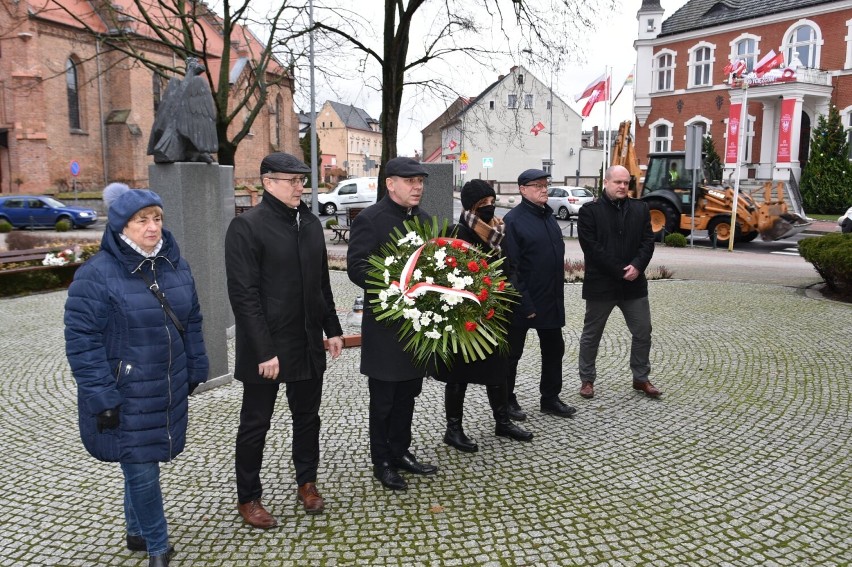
xmin=646 ymin=18 xmax=655 ymax=32
xmin=517 ymin=74 xmax=524 ymax=85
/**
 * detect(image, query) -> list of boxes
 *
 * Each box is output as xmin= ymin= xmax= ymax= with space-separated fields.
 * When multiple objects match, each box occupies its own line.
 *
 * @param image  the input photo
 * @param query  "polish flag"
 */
xmin=723 ymin=59 xmax=747 ymax=77
xmin=754 ymin=50 xmax=785 ymax=77
xmin=530 ymin=121 xmax=545 ymax=136
xmin=575 ymin=73 xmax=609 ymax=103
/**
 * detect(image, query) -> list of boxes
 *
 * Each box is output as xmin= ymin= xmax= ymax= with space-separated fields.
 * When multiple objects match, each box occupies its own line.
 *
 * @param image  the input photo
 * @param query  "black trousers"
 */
xmin=235 ymin=378 xmax=323 ymax=504
xmin=506 ymin=326 xmax=565 ymax=401
xmin=367 ymin=377 xmax=423 ymax=466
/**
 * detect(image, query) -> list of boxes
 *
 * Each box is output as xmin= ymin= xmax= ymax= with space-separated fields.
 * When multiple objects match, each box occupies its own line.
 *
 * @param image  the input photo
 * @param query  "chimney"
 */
xmin=592 ymin=126 xmax=599 ymax=148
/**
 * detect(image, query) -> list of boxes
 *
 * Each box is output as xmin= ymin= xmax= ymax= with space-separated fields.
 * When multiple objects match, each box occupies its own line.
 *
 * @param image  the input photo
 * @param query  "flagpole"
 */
xmin=728 ymin=80 xmax=748 ymax=252
xmin=604 ymin=66 xmax=611 ymax=173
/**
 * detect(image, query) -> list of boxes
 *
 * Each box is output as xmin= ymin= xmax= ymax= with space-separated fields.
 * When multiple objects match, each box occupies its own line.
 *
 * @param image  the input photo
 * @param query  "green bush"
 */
xmin=0 ymin=219 xmax=12 ymax=233
xmin=664 ymin=233 xmax=688 ymax=247
xmin=55 ymin=219 xmax=72 ymax=232
xmin=325 ymin=218 xmax=339 ymax=229
xmin=798 ymin=234 xmax=852 ymax=299
xmin=0 ymin=264 xmax=81 ymax=297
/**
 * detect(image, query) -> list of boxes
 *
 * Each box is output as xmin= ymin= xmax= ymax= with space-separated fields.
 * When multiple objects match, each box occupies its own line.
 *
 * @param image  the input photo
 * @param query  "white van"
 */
xmin=315 ymin=177 xmax=378 ymax=215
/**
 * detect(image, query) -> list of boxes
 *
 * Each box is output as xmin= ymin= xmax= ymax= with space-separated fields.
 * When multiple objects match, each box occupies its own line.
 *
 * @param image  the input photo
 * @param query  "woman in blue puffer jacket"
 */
xmin=64 ymin=184 xmax=208 ymax=567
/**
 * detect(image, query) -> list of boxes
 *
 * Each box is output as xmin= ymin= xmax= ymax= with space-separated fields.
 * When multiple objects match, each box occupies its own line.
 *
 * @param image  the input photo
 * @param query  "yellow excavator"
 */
xmin=610 ymin=121 xmax=811 ymax=245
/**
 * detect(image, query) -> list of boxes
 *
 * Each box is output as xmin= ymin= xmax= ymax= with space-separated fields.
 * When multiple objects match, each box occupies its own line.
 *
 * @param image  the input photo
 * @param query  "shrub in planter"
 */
xmin=0 ymin=264 xmax=82 ymax=297
xmin=0 ymin=219 xmax=12 ymax=233
xmin=664 ymin=233 xmax=688 ymax=247
xmin=798 ymin=233 xmax=852 ymax=298
xmin=55 ymin=219 xmax=72 ymax=232
xmin=325 ymin=218 xmax=339 ymax=229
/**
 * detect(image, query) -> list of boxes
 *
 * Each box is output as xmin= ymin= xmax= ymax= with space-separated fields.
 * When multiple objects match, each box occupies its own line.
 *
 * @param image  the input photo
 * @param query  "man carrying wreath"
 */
xmin=347 ymin=157 xmax=439 ymax=491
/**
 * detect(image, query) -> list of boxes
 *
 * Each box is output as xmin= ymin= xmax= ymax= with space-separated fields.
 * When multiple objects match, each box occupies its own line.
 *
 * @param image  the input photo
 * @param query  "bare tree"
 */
xmin=40 ymin=0 xmax=309 ymax=165
xmin=312 ymin=0 xmax=615 ymax=197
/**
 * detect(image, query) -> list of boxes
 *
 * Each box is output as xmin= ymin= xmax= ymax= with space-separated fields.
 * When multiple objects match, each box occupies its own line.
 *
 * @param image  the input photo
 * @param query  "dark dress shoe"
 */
xmin=444 ymin=425 xmax=479 ymax=453
xmin=373 ymin=463 xmax=407 ymax=490
xmin=633 ymin=380 xmax=662 ymax=398
xmin=237 ymin=499 xmax=278 ymax=529
xmin=540 ymin=397 xmax=577 ymax=418
xmin=495 ymin=421 xmax=534 ymax=442
xmin=579 ymin=381 xmax=595 ymax=399
xmin=507 ymin=399 xmax=527 ymax=421
xmin=148 ymin=554 xmax=169 ymax=567
xmin=392 ymin=452 xmax=438 ymax=475
xmin=126 ymin=536 xmax=174 ymax=559
xmin=297 ymin=482 xmax=325 ymax=514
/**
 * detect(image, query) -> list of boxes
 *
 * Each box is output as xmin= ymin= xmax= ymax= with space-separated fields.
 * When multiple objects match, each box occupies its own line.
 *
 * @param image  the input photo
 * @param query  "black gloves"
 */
xmin=188 ymin=382 xmax=199 ymax=395
xmin=96 ymin=408 xmax=120 ymax=432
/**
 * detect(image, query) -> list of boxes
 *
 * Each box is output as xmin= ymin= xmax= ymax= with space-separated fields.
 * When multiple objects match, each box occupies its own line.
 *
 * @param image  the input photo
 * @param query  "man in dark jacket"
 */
xmin=347 ymin=156 xmax=438 ymax=491
xmin=225 ymin=153 xmax=344 ymax=529
xmin=503 ymin=168 xmax=576 ymax=420
xmin=577 ymin=165 xmax=661 ymax=399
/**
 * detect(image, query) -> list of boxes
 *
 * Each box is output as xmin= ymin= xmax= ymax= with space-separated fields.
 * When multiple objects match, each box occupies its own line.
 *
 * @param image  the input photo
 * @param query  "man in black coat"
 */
xmin=225 ymin=152 xmax=344 ymax=529
xmin=577 ymin=165 xmax=661 ymax=400
xmin=503 ymin=169 xmax=577 ymax=420
xmin=347 ymin=157 xmax=438 ymax=491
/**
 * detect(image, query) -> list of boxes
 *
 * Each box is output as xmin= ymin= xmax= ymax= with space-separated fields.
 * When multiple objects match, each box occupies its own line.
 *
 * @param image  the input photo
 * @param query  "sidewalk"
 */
xmin=0 ymin=268 xmax=849 ymax=565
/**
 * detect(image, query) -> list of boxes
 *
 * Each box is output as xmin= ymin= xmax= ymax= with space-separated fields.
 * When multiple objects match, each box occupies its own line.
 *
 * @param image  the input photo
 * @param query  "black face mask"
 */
xmin=476 ymin=205 xmax=496 ymax=223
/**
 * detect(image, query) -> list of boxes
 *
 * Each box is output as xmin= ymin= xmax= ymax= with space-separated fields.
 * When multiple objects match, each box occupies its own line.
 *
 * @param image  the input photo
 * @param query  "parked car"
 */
xmin=839 ymin=205 xmax=852 ymax=234
xmin=307 ymin=177 xmax=378 ymax=216
xmin=547 ymin=186 xmax=595 ymax=219
xmin=0 ymin=195 xmax=99 ymax=229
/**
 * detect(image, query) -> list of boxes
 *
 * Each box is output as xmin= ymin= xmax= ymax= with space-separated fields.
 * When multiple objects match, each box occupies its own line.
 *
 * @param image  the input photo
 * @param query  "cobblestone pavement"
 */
xmin=0 ymin=270 xmax=850 ymax=566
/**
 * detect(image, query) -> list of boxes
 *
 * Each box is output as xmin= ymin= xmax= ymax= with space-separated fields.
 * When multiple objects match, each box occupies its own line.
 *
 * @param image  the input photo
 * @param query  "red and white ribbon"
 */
xmin=391 ymin=238 xmax=481 ymax=304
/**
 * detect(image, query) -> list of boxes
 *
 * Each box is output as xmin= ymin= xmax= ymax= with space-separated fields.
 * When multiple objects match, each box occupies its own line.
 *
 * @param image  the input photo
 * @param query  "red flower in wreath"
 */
xmin=483 ymin=276 xmax=492 ymax=286
xmin=485 ymin=308 xmax=495 ymax=320
xmin=451 ymin=240 xmax=465 ymax=250
xmin=436 ymin=238 xmax=447 ymax=246
xmin=498 ymin=281 xmax=506 ymax=291
xmin=480 ymin=259 xmax=489 ymax=269
xmin=464 ymin=321 xmax=478 ymax=332
xmin=477 ymin=288 xmax=489 ymax=301
xmin=445 ymin=256 xmax=458 ymax=268
xmin=467 ymin=261 xmax=480 ymax=273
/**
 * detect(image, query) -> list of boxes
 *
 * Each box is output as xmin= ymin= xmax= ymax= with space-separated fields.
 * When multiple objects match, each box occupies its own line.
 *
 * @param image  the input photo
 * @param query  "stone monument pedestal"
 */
xmin=149 ymin=162 xmax=234 ymax=391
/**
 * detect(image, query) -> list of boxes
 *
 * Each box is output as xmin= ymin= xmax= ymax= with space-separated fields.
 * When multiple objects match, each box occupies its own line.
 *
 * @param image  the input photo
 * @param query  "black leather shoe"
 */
xmin=444 ymin=423 xmax=479 ymax=453
xmin=126 ymin=536 xmax=175 ymax=559
xmin=373 ymin=463 xmax=407 ymax=490
xmin=540 ymin=397 xmax=577 ymax=418
xmin=507 ymin=399 xmax=527 ymax=421
xmin=392 ymin=452 xmax=438 ymax=475
xmin=495 ymin=421 xmax=534 ymax=442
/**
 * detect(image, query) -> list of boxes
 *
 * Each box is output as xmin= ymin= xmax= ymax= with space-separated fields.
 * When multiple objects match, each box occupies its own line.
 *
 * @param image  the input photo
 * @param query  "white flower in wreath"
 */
xmin=402 ymin=295 xmax=416 ymax=306
xmin=383 ymin=269 xmax=390 ymax=284
xmin=425 ymin=276 xmax=434 ymax=284
xmin=413 ymin=268 xmax=422 ymax=280
xmin=384 ymin=255 xmax=395 ymax=266
xmin=433 ymin=248 xmax=447 ymax=268
xmin=419 ymin=313 xmax=432 ymax=327
xmin=444 ymin=325 xmax=454 ymax=333
xmin=425 ymin=330 xmax=441 ymax=340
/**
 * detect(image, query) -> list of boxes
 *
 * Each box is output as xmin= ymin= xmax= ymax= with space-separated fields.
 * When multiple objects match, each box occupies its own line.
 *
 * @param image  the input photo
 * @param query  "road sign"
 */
xmin=482 ymin=157 xmax=494 ymax=169
xmin=70 ymin=160 xmax=80 ymax=177
xmin=459 ymin=163 xmax=468 ymax=172
xmin=459 ymin=151 xmax=468 ymax=164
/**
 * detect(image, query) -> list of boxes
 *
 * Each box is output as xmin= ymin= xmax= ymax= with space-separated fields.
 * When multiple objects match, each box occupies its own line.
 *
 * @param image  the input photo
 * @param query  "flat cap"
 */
xmin=260 ymin=152 xmax=311 ymax=176
xmin=386 ymin=157 xmax=428 ymax=178
xmin=518 ymin=169 xmax=550 ymax=186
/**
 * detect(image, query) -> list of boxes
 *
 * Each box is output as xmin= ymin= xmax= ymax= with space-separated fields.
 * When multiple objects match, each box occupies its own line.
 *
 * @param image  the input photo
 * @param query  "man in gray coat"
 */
xmin=226 ymin=152 xmax=343 ymax=529
xmin=347 ymin=157 xmax=439 ymax=491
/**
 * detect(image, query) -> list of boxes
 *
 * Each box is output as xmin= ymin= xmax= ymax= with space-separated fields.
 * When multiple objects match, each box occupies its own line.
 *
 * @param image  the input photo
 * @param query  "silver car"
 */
xmin=547 ymin=186 xmax=595 ymax=219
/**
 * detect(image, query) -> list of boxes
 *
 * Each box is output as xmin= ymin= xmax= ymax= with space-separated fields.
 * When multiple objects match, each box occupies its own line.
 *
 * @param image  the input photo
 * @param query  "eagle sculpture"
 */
xmin=147 ymin=57 xmax=218 ymax=163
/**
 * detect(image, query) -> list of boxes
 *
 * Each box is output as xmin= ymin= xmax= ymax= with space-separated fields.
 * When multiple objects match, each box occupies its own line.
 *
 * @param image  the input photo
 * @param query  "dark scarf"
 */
xmin=461 ymin=210 xmax=505 ymax=253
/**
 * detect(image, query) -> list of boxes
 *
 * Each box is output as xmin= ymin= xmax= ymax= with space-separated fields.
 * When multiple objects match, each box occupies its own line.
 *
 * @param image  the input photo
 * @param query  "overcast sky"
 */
xmin=297 ymin=0 xmax=689 ymax=157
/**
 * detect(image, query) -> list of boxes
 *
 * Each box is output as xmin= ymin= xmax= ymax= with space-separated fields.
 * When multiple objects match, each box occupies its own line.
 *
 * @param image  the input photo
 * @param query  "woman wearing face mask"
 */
xmin=433 ymin=179 xmax=533 ymax=453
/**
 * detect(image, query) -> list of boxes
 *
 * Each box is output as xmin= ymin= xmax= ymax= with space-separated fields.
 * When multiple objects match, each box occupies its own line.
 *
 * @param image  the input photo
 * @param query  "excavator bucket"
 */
xmin=759 ymin=213 xmax=811 ymax=241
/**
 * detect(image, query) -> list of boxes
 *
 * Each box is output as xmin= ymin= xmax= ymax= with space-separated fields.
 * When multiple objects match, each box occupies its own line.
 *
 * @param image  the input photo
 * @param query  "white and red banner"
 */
xmin=776 ymin=98 xmax=796 ymax=163
xmin=723 ymin=59 xmax=747 ymax=77
xmin=530 ymin=121 xmax=545 ymax=136
xmin=754 ymin=49 xmax=785 ymax=77
xmin=725 ymin=103 xmax=742 ymax=164
xmin=575 ymin=73 xmax=610 ymax=118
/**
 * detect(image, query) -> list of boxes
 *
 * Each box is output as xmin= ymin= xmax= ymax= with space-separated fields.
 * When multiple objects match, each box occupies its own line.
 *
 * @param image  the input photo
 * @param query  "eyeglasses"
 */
xmin=523 ymin=183 xmax=549 ymax=190
xmin=267 ymin=175 xmax=308 ymax=186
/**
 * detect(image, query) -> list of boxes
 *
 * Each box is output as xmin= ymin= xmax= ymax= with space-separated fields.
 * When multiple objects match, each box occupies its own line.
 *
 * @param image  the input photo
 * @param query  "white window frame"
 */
xmin=523 ymin=94 xmax=534 ymax=109
xmin=845 ymin=18 xmax=852 ymax=69
xmin=654 ymin=49 xmax=676 ymax=93
xmin=842 ymin=105 xmax=852 ymax=159
xmin=684 ymin=116 xmax=712 ymax=140
xmin=688 ymin=42 xmax=715 ymax=88
xmin=730 ymin=33 xmax=760 ymax=73
xmin=648 ymin=118 xmax=674 ymax=152
xmin=781 ymin=19 xmax=823 ymax=69
xmin=507 ymin=93 xmax=518 ymax=109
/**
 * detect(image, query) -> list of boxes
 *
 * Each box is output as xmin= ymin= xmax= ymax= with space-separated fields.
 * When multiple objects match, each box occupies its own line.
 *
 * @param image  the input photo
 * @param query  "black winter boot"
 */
xmin=488 ymin=384 xmax=534 ymax=442
xmin=443 ymin=383 xmax=478 ymax=452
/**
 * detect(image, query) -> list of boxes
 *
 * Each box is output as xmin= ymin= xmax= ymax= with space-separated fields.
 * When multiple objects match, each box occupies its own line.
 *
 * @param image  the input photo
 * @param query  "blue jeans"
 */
xmin=121 ymin=462 xmax=169 ymax=557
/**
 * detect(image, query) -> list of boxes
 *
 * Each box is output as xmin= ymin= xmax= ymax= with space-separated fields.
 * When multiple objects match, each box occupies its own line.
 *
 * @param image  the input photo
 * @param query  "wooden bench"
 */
xmin=0 ymin=248 xmax=61 ymax=267
xmin=346 ymin=206 xmax=365 ymax=226
xmin=330 ymin=225 xmax=350 ymax=243
xmin=235 ymin=205 xmax=252 ymax=216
